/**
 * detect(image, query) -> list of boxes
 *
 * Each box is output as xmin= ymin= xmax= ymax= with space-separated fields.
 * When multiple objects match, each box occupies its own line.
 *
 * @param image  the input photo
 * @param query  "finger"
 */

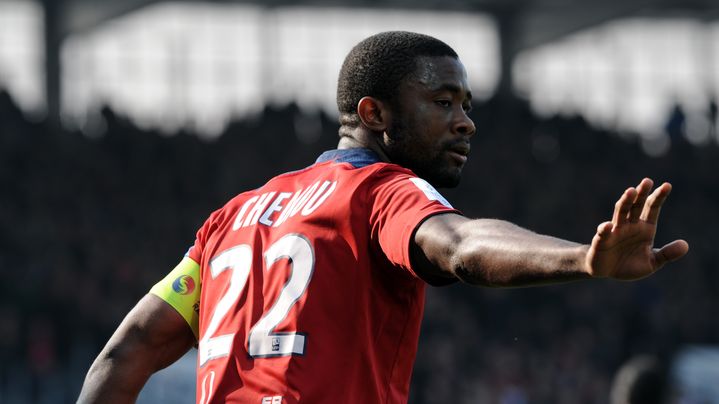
xmin=596 ymin=221 xmax=614 ymax=238
xmin=612 ymin=187 xmax=637 ymax=227
xmin=640 ymin=182 xmax=672 ymax=224
xmin=628 ymin=178 xmax=653 ymax=223
xmin=653 ymin=239 xmax=689 ymax=269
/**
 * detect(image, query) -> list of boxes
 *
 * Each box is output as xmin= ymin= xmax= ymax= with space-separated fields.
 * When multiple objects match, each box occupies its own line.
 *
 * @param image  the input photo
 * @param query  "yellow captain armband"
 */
xmin=150 ymin=256 xmax=201 ymax=339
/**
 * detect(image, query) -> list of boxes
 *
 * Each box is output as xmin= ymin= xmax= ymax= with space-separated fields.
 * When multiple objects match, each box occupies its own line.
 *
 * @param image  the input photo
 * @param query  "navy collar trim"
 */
xmin=315 ymin=148 xmax=382 ymax=169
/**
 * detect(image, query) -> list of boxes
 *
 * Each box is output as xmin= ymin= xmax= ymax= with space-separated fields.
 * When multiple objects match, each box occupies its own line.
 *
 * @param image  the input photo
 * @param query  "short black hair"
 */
xmin=336 ymin=31 xmax=458 ymax=127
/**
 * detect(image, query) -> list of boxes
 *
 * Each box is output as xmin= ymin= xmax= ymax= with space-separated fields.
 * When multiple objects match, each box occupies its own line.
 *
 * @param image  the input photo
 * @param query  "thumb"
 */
xmin=596 ymin=221 xmax=614 ymax=237
xmin=592 ymin=221 xmax=614 ymax=245
xmin=654 ymin=239 xmax=689 ymax=268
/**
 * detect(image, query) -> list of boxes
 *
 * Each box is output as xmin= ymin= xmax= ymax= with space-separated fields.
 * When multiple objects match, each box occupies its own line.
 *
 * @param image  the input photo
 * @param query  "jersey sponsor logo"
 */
xmin=409 ymin=177 xmax=453 ymax=208
xmin=232 ymin=180 xmax=337 ymax=230
xmin=172 ymin=274 xmax=196 ymax=295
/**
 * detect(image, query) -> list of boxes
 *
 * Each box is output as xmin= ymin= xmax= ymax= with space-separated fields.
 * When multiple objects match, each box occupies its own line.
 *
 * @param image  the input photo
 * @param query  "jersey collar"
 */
xmin=315 ymin=148 xmax=382 ymax=169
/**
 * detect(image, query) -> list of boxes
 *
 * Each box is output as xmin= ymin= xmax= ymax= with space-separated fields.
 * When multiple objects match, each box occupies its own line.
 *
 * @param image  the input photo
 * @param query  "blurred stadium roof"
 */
xmin=5 ymin=0 xmax=717 ymax=143
xmin=55 ymin=0 xmax=719 ymax=52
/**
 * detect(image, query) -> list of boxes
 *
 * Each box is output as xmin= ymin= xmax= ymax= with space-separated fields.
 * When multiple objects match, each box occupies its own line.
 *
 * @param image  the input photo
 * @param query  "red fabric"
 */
xmin=187 ymin=159 xmax=458 ymax=404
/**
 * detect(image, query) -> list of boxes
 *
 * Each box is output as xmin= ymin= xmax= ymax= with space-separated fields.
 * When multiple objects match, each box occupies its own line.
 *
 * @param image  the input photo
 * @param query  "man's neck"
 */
xmin=337 ymin=132 xmax=391 ymax=163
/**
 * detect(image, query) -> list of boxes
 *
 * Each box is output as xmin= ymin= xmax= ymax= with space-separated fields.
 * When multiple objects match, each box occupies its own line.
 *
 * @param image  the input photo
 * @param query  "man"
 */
xmin=78 ymin=31 xmax=688 ymax=403
xmin=610 ymin=355 xmax=670 ymax=404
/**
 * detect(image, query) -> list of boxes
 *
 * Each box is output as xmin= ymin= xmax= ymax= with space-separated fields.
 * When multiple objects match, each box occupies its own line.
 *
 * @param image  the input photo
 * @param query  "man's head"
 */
xmin=337 ymin=31 xmax=458 ymax=122
xmin=337 ymin=31 xmax=476 ymax=188
xmin=610 ymin=355 xmax=669 ymax=404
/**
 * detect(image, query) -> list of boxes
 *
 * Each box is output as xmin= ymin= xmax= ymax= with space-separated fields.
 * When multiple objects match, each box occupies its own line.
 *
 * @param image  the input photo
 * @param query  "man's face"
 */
xmin=384 ymin=56 xmax=476 ymax=188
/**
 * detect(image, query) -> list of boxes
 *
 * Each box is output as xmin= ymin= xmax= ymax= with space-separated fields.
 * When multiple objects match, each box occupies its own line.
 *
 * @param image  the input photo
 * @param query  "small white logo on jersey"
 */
xmin=261 ymin=396 xmax=283 ymax=404
xmin=409 ymin=178 xmax=453 ymax=208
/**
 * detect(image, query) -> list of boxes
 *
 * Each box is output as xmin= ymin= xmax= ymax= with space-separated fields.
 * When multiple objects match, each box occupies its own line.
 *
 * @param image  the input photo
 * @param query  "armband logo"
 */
xmin=172 ymin=275 xmax=196 ymax=295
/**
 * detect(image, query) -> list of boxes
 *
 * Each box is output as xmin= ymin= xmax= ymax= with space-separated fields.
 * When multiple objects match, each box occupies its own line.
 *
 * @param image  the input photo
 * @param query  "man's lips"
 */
xmin=447 ymin=144 xmax=470 ymax=164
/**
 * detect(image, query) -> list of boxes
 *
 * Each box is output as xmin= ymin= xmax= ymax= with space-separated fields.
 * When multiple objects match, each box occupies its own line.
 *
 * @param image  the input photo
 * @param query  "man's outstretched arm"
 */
xmin=412 ymin=178 xmax=689 ymax=286
xmin=78 ymin=294 xmax=196 ymax=404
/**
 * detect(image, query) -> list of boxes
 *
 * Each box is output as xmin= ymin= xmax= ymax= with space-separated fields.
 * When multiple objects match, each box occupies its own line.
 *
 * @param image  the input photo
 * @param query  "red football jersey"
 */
xmin=187 ymin=149 xmax=458 ymax=404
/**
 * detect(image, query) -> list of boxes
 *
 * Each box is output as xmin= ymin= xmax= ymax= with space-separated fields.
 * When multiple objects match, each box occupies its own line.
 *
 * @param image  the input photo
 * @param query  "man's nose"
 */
xmin=454 ymin=113 xmax=476 ymax=137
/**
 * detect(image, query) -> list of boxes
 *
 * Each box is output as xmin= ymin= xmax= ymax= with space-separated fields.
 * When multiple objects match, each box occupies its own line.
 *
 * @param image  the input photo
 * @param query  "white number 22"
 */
xmin=198 ymin=233 xmax=314 ymax=366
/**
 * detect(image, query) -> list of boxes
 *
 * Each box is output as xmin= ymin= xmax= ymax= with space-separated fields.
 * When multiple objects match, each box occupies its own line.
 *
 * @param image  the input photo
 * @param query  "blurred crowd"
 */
xmin=0 ymin=89 xmax=717 ymax=404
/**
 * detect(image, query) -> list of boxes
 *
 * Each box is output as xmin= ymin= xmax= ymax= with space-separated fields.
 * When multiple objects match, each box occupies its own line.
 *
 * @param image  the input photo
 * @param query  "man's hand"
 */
xmin=587 ymin=178 xmax=689 ymax=280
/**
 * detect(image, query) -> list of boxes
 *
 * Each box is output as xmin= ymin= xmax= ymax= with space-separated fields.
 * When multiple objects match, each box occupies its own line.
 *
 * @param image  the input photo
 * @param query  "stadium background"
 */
xmin=1 ymin=0 xmax=718 ymax=402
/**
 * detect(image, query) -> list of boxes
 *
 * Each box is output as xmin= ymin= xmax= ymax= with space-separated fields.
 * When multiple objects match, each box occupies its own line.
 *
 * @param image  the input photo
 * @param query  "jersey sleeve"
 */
xmin=149 ymin=209 xmax=220 ymax=339
xmin=186 ymin=211 xmax=214 ymax=264
xmin=149 ymin=256 xmax=201 ymax=339
xmin=368 ymin=167 xmax=461 ymax=280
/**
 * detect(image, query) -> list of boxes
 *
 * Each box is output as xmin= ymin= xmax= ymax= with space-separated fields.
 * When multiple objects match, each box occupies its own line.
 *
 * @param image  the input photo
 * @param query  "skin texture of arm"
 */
xmin=412 ymin=178 xmax=690 ymax=286
xmin=77 ymin=294 xmax=196 ymax=404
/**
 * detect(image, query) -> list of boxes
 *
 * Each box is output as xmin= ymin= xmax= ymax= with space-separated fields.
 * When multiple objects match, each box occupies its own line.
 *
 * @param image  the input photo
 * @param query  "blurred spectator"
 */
xmin=665 ymin=103 xmax=686 ymax=143
xmin=708 ymin=98 xmax=717 ymax=141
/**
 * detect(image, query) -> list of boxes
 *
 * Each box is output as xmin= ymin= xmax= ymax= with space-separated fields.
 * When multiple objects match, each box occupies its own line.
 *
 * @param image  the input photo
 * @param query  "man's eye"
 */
xmin=463 ymin=103 xmax=472 ymax=113
xmin=435 ymin=100 xmax=451 ymax=107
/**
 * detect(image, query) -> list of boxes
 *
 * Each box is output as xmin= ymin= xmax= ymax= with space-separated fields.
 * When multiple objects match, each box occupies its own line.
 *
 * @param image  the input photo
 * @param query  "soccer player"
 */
xmin=78 ymin=31 xmax=689 ymax=404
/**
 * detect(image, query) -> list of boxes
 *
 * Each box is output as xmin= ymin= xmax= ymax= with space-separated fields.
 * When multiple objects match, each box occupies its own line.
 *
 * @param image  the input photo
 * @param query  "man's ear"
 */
xmin=357 ymin=96 xmax=390 ymax=132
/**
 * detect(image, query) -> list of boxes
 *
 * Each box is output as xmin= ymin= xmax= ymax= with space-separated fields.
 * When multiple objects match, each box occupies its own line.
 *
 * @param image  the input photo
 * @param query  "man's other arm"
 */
xmin=77 ymin=294 xmax=196 ymax=404
xmin=411 ymin=178 xmax=689 ymax=286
